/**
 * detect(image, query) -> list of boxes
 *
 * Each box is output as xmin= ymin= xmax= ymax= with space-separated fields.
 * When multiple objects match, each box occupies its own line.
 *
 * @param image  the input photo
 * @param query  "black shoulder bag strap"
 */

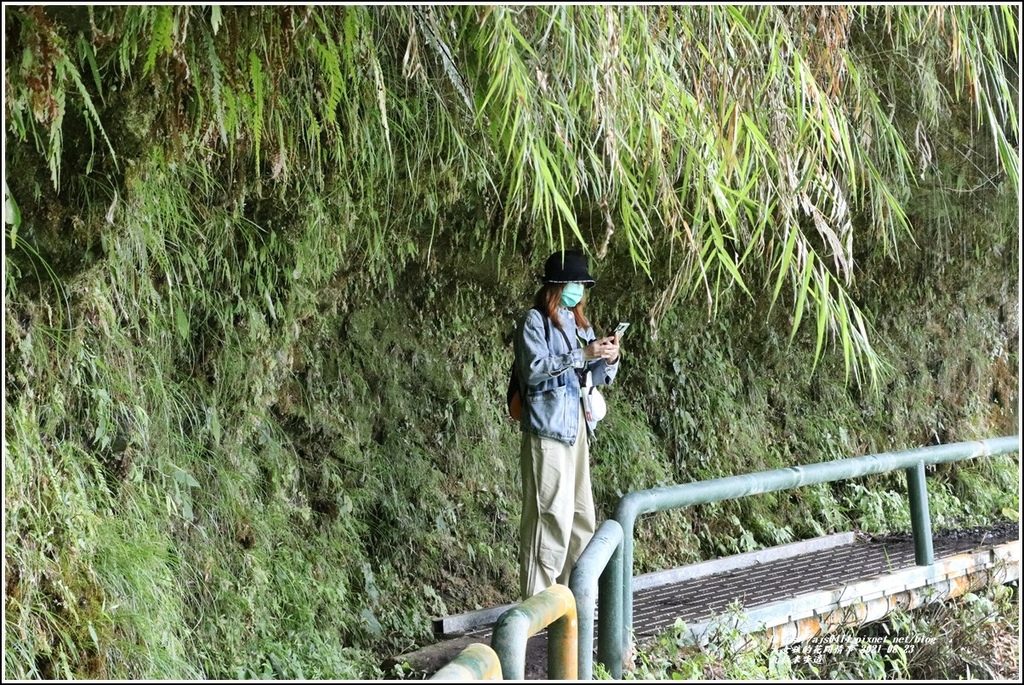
xmin=533 ymin=306 xmax=551 ymax=346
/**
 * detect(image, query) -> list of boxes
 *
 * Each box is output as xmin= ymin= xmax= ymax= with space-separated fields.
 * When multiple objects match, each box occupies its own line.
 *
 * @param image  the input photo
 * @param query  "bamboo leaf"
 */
xmin=715 ymin=246 xmax=751 ymax=298
xmin=814 ymin=270 xmax=830 ymax=364
xmin=771 ymin=226 xmax=800 ymax=306
xmin=836 ymin=291 xmax=853 ymax=381
xmin=790 ymin=253 xmax=814 ymax=342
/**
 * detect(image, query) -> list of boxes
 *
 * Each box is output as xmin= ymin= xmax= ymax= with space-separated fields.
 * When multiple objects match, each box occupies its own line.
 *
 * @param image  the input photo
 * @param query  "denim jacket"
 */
xmin=514 ymin=307 xmax=619 ymax=445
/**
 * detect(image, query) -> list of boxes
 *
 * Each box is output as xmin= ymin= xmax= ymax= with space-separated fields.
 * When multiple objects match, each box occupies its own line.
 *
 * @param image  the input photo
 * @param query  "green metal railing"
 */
xmin=429 ymin=643 xmax=502 ymax=680
xmin=607 ymin=436 xmax=1019 ymax=665
xmin=429 ymin=436 xmax=1017 ymax=680
xmin=490 ymin=584 xmax=578 ymax=680
xmin=568 ymin=519 xmax=624 ymax=680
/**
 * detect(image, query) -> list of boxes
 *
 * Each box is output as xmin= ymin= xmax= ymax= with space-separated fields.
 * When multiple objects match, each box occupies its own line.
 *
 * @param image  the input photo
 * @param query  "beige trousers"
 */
xmin=519 ymin=405 xmax=596 ymax=599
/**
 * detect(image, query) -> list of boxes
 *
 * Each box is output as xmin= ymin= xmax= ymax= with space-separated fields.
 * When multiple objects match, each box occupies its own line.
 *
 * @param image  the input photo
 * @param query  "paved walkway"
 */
xmin=631 ymin=521 xmax=1018 ymax=640
xmin=422 ymin=521 xmax=1018 ymax=679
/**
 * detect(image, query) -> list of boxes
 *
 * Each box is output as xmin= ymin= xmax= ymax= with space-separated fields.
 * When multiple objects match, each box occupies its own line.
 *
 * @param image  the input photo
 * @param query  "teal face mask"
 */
xmin=560 ymin=282 xmax=585 ymax=308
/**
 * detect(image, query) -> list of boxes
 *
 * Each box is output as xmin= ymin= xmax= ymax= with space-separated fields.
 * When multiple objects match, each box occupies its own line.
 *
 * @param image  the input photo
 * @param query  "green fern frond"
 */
xmin=143 ymin=6 xmax=174 ymax=77
xmin=249 ymin=50 xmax=265 ymax=172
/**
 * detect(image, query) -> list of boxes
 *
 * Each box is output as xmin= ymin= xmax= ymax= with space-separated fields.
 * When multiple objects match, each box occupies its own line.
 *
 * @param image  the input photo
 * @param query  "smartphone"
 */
xmin=612 ymin=322 xmax=630 ymax=338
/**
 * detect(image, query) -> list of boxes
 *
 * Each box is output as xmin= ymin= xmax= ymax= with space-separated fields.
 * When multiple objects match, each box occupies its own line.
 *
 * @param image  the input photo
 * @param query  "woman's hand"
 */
xmin=584 ymin=335 xmax=620 ymax=363
xmin=606 ymin=333 xmax=621 ymax=364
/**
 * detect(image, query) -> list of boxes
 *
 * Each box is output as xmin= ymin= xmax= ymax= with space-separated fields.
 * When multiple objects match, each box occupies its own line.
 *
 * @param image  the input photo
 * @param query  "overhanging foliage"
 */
xmin=5 ymin=5 xmax=1019 ymax=383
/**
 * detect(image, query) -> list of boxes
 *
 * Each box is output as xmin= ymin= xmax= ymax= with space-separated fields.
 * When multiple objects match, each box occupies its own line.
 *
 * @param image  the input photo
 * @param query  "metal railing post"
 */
xmin=491 ymin=584 xmax=577 ymax=680
xmin=906 ymin=460 xmax=935 ymax=565
xmin=612 ymin=501 xmax=638 ymax=659
xmin=547 ymin=593 xmax=577 ymax=680
xmin=596 ymin=528 xmax=623 ymax=679
xmin=569 ymin=520 xmax=623 ymax=680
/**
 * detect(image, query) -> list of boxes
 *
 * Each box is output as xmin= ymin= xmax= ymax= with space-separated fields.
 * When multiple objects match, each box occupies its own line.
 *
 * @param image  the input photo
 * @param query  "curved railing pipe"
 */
xmin=490 ymin=584 xmax=578 ymax=680
xmin=429 ymin=643 xmax=503 ymax=680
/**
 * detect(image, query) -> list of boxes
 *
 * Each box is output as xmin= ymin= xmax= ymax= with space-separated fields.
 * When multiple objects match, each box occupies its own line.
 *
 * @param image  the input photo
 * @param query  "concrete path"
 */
xmin=405 ymin=521 xmax=1019 ymax=679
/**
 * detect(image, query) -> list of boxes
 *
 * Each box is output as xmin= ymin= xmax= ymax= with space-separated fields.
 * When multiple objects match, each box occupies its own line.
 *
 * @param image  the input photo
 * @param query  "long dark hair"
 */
xmin=533 ymin=283 xmax=590 ymax=331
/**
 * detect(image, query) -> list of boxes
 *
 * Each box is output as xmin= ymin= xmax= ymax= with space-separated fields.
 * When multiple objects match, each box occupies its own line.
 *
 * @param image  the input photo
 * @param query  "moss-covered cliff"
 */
xmin=4 ymin=5 xmax=1018 ymax=679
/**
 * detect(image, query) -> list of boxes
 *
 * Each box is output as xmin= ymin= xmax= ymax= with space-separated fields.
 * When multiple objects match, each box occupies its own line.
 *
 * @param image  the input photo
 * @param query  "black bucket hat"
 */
xmin=541 ymin=250 xmax=596 ymax=287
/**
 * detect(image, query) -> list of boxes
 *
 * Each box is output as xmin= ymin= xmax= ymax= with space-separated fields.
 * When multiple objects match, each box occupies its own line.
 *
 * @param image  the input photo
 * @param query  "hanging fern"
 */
xmin=248 ymin=49 xmax=265 ymax=173
xmin=142 ymin=5 xmax=173 ymax=77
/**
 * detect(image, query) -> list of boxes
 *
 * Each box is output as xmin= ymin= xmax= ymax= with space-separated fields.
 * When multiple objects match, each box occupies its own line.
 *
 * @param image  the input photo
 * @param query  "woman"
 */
xmin=514 ymin=250 xmax=621 ymax=599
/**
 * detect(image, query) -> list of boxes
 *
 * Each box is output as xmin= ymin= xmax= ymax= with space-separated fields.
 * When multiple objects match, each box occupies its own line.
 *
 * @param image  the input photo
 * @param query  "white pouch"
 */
xmin=582 ymin=371 xmax=607 ymax=422
xmin=588 ymin=386 xmax=607 ymax=421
